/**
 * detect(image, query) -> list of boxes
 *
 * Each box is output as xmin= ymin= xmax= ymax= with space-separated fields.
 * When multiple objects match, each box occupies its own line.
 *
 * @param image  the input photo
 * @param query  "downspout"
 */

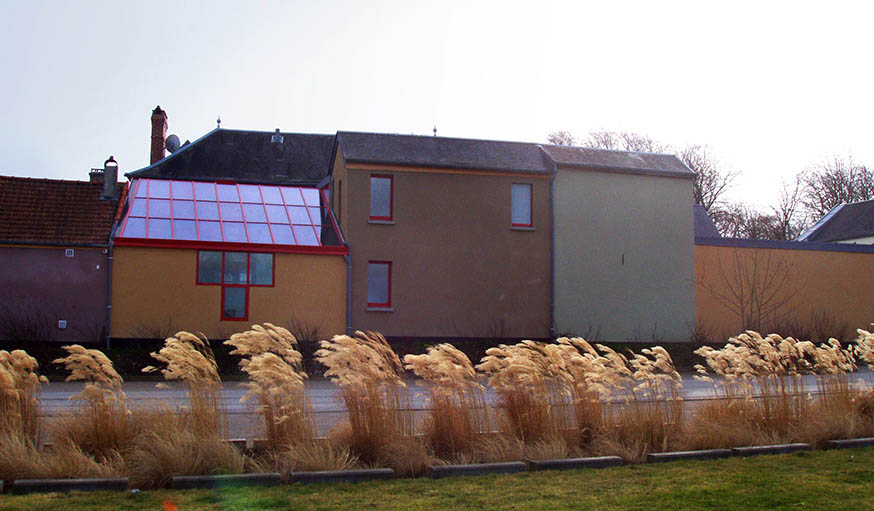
xmin=344 ymin=252 xmax=352 ymax=335
xmin=105 ymin=242 xmax=113 ymax=351
xmin=549 ymin=164 xmax=556 ymax=339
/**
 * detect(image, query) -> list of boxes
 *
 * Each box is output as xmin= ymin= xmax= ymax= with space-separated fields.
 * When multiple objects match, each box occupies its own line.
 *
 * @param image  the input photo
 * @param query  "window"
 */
xmin=369 ymin=175 xmax=393 ymax=221
xmin=367 ymin=261 xmax=391 ymax=308
xmin=511 ymin=183 xmax=533 ymax=228
xmin=197 ymin=251 xmax=274 ymax=320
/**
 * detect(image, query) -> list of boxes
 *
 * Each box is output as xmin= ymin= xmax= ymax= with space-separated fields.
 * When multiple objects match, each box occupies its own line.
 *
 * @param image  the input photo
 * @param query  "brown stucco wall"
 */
xmin=696 ymin=243 xmax=874 ymax=341
xmin=335 ymin=158 xmax=552 ymax=339
xmin=0 ymin=245 xmax=109 ymax=342
xmin=110 ymin=246 xmax=346 ymax=339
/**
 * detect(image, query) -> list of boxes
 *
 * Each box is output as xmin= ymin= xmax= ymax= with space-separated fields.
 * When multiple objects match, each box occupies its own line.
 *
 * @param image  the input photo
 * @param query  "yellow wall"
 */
xmin=696 ymin=243 xmax=874 ymax=341
xmin=110 ymin=246 xmax=346 ymax=339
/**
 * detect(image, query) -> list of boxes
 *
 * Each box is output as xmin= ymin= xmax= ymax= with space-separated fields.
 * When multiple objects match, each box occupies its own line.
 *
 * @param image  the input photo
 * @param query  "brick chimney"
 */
xmin=150 ymin=106 xmax=168 ymax=165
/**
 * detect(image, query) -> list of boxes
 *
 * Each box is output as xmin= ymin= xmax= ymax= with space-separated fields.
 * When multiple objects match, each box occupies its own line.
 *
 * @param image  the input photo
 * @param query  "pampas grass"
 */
xmin=0 ymin=349 xmax=46 ymax=443
xmin=0 ymin=431 xmax=122 ymax=482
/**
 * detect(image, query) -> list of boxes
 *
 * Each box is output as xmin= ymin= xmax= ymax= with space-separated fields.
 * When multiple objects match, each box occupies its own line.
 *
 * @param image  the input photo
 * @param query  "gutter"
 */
xmin=0 ymin=239 xmax=109 ymax=249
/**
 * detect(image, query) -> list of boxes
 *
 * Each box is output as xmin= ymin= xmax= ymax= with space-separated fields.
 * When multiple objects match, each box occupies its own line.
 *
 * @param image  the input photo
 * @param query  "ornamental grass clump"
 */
xmin=0 ymin=349 xmax=46 ymax=444
xmin=404 ymin=343 xmax=490 ymax=459
xmin=315 ymin=331 xmax=413 ymax=466
xmin=225 ymin=323 xmax=314 ymax=448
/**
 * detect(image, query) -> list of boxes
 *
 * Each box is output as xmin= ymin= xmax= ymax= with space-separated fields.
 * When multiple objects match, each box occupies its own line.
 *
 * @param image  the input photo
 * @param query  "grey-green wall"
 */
xmin=553 ymin=167 xmax=695 ymax=342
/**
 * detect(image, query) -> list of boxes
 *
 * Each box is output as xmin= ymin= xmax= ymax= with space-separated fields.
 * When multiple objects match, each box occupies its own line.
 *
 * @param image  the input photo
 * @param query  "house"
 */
xmin=0 ymin=162 xmax=123 ymax=343
xmin=796 ymin=199 xmax=874 ymax=244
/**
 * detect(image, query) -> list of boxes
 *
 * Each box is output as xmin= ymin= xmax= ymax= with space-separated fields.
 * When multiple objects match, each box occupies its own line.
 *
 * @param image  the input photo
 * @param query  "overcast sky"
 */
xmin=2 ymin=1 xmax=872 ymax=207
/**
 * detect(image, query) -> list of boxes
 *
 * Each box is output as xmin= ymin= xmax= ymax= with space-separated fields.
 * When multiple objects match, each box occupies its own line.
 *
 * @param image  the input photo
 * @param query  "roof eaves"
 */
xmin=343 ymin=156 xmax=551 ymax=175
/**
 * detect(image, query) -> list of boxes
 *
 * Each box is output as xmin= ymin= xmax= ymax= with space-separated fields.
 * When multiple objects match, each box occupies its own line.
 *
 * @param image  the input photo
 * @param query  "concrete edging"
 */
xmin=171 ymin=473 xmax=282 ymax=490
xmin=526 ymin=456 xmax=624 ymax=471
xmin=732 ymin=443 xmax=811 ymax=457
xmin=9 ymin=477 xmax=129 ymax=494
xmin=290 ymin=468 xmax=395 ymax=484
xmin=647 ymin=449 xmax=734 ymax=463
xmin=827 ymin=437 xmax=874 ymax=449
xmin=427 ymin=462 xmax=527 ymax=479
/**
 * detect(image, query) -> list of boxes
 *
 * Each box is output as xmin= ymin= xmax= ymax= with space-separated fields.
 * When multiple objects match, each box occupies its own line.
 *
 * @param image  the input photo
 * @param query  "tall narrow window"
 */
xmin=370 ymin=175 xmax=393 ymax=221
xmin=511 ymin=183 xmax=533 ymax=228
xmin=367 ymin=261 xmax=391 ymax=308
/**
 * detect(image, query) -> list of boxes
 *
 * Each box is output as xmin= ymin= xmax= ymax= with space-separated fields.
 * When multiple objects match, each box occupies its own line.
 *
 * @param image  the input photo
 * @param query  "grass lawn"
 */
xmin=0 ymin=447 xmax=871 ymax=511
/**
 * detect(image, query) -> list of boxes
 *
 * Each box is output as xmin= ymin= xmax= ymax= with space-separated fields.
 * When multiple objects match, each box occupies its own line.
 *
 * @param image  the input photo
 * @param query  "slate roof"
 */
xmin=694 ymin=205 xmax=721 ymax=238
xmin=0 ymin=176 xmax=122 ymax=246
xmin=336 ymin=132 xmax=554 ymax=174
xmin=541 ymin=145 xmax=694 ymax=178
xmin=127 ymin=129 xmax=335 ymax=186
xmin=797 ymin=200 xmax=874 ymax=242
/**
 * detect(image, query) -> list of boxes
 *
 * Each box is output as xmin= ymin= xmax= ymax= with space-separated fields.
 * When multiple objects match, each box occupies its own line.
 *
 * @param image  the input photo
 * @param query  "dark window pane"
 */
xmin=370 ymin=176 xmax=391 ymax=218
xmin=148 ymin=218 xmax=171 ymax=239
xmin=223 ymin=222 xmax=248 ymax=242
xmin=196 ymin=201 xmax=219 ymax=220
xmin=293 ymin=225 xmax=319 ymax=246
xmin=194 ymin=182 xmax=216 ymax=201
xmin=171 ymin=181 xmax=193 ymax=199
xmin=220 ymin=202 xmax=243 ymax=221
xmin=197 ymin=251 xmax=221 ymax=284
xmin=149 ymin=180 xmax=170 ymax=198
xmin=308 ymin=207 xmax=322 ymax=226
xmin=301 ymin=188 xmax=320 ymax=206
xmin=223 ymin=287 xmax=246 ymax=319
xmin=511 ymin=184 xmax=532 ymax=226
xmin=243 ymin=203 xmax=267 ymax=222
xmin=173 ymin=200 xmax=195 ymax=219
xmin=134 ymin=180 xmax=148 ymax=197
xmin=217 ymin=184 xmax=239 ymax=202
xmin=130 ymin=197 xmax=147 ymax=216
xmin=149 ymin=198 xmax=171 ymax=218
xmin=248 ymin=223 xmax=272 ymax=244
xmin=261 ymin=186 xmax=283 ymax=204
xmin=287 ymin=206 xmax=311 ymax=225
xmin=271 ymin=224 xmax=294 ymax=244
xmin=265 ymin=204 xmax=288 ymax=223
xmin=173 ymin=219 xmax=197 ymax=240
xmin=199 ymin=221 xmax=222 ymax=241
xmin=123 ymin=217 xmax=145 ymax=237
xmin=282 ymin=187 xmax=304 ymax=206
xmin=368 ymin=262 xmax=390 ymax=306
xmin=224 ymin=252 xmax=248 ymax=284
xmin=249 ymin=253 xmax=273 ymax=285
xmin=239 ymin=185 xmax=262 ymax=203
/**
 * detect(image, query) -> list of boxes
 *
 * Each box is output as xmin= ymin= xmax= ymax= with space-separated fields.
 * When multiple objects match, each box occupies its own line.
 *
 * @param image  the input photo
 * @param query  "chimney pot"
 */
xmin=102 ymin=156 xmax=118 ymax=200
xmin=150 ymin=106 xmax=168 ymax=165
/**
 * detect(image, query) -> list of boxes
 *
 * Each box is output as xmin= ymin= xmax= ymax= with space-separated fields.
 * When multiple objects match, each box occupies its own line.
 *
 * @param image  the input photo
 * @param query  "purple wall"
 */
xmin=0 ymin=245 xmax=109 ymax=343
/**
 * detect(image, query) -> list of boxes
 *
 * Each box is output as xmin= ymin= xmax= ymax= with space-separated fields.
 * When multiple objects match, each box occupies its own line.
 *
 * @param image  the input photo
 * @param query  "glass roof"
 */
xmin=117 ymin=179 xmax=337 ymax=248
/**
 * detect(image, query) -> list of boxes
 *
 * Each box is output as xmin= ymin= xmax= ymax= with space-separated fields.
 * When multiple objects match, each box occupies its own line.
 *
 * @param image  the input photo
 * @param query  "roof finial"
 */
xmin=216 ymin=115 xmax=221 ymax=129
xmin=433 ymin=125 xmax=437 ymax=137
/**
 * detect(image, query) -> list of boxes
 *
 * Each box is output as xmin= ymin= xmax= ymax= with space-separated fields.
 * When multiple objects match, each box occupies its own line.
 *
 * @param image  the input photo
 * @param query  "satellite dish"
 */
xmin=165 ymin=134 xmax=181 ymax=153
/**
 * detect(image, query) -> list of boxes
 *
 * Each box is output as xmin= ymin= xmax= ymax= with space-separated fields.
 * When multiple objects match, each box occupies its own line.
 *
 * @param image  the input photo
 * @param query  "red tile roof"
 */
xmin=0 ymin=176 xmax=123 ymax=246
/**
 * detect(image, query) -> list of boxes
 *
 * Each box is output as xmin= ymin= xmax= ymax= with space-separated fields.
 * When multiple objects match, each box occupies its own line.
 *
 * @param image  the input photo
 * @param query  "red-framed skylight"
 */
xmin=115 ymin=178 xmax=346 ymax=254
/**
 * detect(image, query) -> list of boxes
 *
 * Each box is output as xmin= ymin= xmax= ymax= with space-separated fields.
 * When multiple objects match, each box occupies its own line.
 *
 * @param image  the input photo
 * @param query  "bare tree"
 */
xmin=770 ymin=176 xmax=806 ymax=240
xmin=680 ymin=145 xmax=738 ymax=213
xmin=547 ymin=130 xmax=577 ymax=146
xmin=801 ymin=155 xmax=874 ymax=217
xmin=582 ymin=131 xmax=670 ymax=153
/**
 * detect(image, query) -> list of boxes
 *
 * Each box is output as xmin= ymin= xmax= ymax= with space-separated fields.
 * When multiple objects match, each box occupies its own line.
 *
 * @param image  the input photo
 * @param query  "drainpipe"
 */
xmin=105 ymin=242 xmax=113 ymax=351
xmin=344 ymin=253 xmax=352 ymax=335
xmin=549 ymin=162 xmax=557 ymax=339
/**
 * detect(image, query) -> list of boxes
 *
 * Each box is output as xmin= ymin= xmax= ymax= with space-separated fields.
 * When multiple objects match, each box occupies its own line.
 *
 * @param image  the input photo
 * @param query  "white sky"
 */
xmin=2 ymin=0 xmax=873 ymax=208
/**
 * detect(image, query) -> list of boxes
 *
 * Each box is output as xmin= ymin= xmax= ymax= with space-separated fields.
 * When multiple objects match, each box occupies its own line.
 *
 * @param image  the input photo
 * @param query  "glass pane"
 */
xmin=368 ymin=263 xmax=390 ymax=305
xmin=130 ymin=197 xmax=147 ymax=216
xmin=370 ymin=176 xmax=391 ymax=218
xmin=173 ymin=200 xmax=195 ymax=219
xmin=239 ymin=185 xmax=262 ymax=203
xmin=243 ymin=203 xmax=267 ymax=222
xmin=308 ymin=207 xmax=322 ymax=226
xmin=148 ymin=218 xmax=171 ymax=239
xmin=148 ymin=198 xmax=171 ymax=218
xmin=281 ymin=187 xmax=304 ymax=206
xmin=224 ymin=253 xmax=248 ymax=284
xmin=197 ymin=251 xmax=221 ymax=284
xmin=173 ymin=219 xmax=197 ymax=240
xmin=123 ymin=217 xmax=145 ymax=237
xmin=248 ymin=223 xmax=272 ymax=244
xmin=134 ymin=179 xmax=148 ymax=197
xmin=196 ymin=201 xmax=219 ymax=220
xmin=511 ymin=184 xmax=532 ymax=225
xmin=223 ymin=222 xmax=248 ymax=242
xmin=293 ymin=225 xmax=319 ymax=246
xmin=199 ymin=220 xmax=222 ymax=241
xmin=249 ymin=253 xmax=273 ymax=285
xmin=217 ymin=184 xmax=239 ymax=202
xmin=220 ymin=202 xmax=243 ymax=221
xmin=261 ymin=186 xmax=283 ymax=204
xmin=287 ymin=206 xmax=311 ymax=225
xmin=194 ymin=182 xmax=216 ymax=201
xmin=171 ymin=181 xmax=193 ymax=199
xmin=149 ymin=180 xmax=170 ymax=198
xmin=271 ymin=224 xmax=294 ymax=244
xmin=265 ymin=204 xmax=288 ymax=223
xmin=301 ymin=188 xmax=320 ymax=206
xmin=223 ymin=287 xmax=246 ymax=319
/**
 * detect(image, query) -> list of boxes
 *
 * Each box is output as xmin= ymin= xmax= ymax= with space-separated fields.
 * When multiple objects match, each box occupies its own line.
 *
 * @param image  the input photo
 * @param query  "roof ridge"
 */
xmin=546 ymin=143 xmax=680 ymax=158
xmin=337 ymin=130 xmax=545 ymax=147
xmin=0 ymin=175 xmax=102 ymax=185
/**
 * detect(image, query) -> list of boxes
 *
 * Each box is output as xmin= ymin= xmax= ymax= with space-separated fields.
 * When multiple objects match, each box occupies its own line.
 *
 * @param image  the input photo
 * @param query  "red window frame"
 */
xmin=369 ymin=174 xmax=393 ymax=221
xmin=196 ymin=250 xmax=275 ymax=321
xmin=367 ymin=260 xmax=392 ymax=308
xmin=511 ymin=183 xmax=533 ymax=228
